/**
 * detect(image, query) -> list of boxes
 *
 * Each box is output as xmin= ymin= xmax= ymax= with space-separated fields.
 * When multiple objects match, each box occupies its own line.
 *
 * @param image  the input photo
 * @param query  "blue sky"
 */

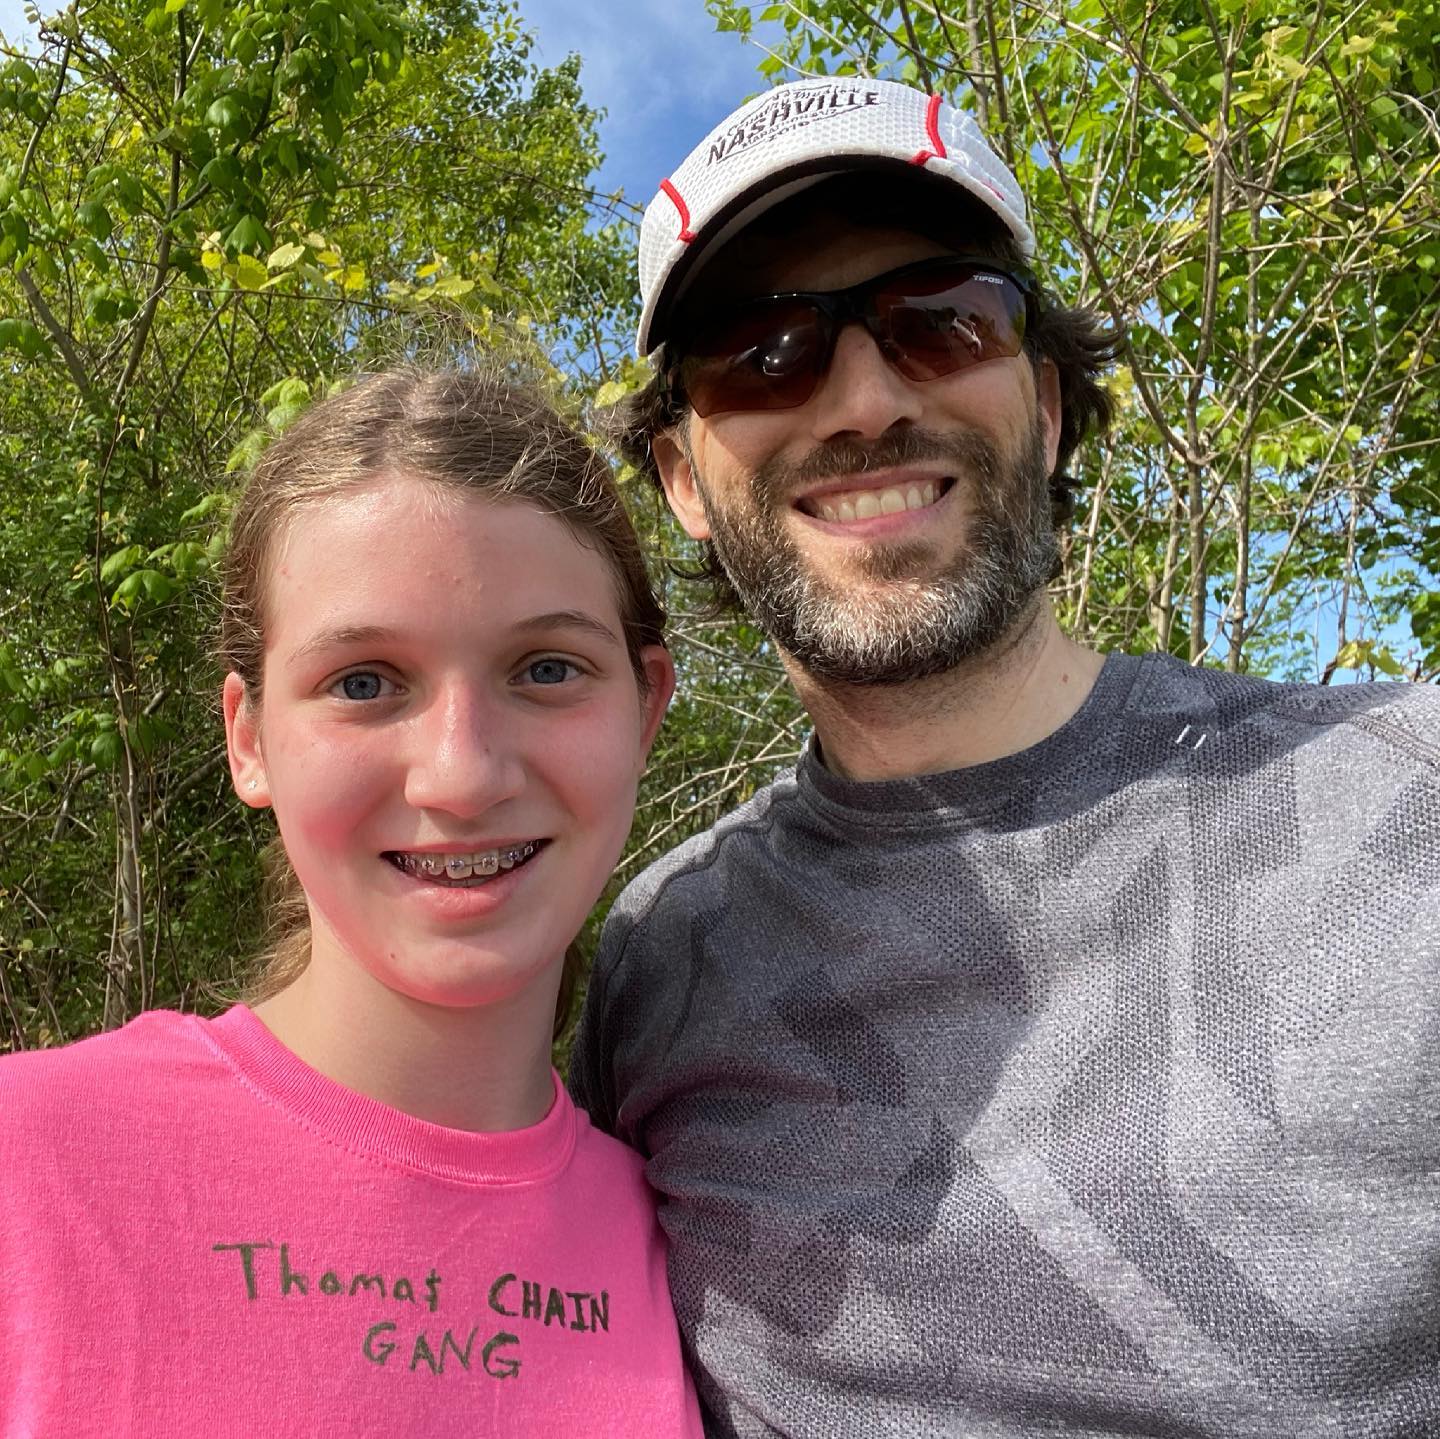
xmin=519 ymin=0 xmax=771 ymax=216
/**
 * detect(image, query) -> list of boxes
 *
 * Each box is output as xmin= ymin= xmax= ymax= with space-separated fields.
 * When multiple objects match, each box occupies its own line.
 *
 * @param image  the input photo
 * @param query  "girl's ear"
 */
xmin=636 ymin=645 xmax=677 ymax=767
xmin=222 ymin=672 xmax=270 ymax=808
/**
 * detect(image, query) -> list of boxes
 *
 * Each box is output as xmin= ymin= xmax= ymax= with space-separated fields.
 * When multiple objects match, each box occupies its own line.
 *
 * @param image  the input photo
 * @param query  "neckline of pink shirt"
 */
xmin=199 ymin=1003 xmax=578 ymax=1188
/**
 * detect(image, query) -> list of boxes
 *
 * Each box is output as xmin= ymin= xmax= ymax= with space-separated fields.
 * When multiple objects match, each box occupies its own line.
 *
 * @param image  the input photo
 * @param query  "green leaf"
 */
xmin=205 ymin=95 xmax=244 ymax=135
xmin=199 ymin=155 xmax=243 ymax=193
xmin=225 ymin=428 xmax=270 ymax=474
xmin=178 ymin=492 xmax=225 ymax=524
xmin=90 ymin=731 xmax=123 ymax=768
xmin=168 ymin=541 xmax=208 ymax=578
xmin=76 ymin=201 xmax=113 ymax=241
xmin=140 ymin=570 xmax=176 ymax=602
xmin=228 ymin=253 xmax=270 ymax=289
xmin=267 ymin=241 xmax=306 ymax=270
xmin=259 ymin=377 xmax=310 ymax=409
xmin=429 ymin=275 xmax=474 ymax=298
xmin=226 ymin=215 xmax=270 ymax=255
xmin=100 ymin=544 xmax=144 ymax=583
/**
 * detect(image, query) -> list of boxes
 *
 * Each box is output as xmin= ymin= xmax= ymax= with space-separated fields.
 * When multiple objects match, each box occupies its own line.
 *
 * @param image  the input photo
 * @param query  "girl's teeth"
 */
xmin=400 ymin=843 xmax=537 ymax=880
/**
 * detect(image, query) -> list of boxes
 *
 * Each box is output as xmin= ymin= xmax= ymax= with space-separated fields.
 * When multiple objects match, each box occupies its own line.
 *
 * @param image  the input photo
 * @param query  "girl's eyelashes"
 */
xmin=319 ymin=656 xmax=589 ymax=700
xmin=514 ymin=656 xmax=586 ymax=688
xmin=328 ymin=669 xmax=400 ymax=702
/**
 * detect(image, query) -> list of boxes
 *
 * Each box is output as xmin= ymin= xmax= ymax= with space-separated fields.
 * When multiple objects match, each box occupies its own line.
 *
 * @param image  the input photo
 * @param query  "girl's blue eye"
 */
xmin=337 ymin=671 xmax=385 ymax=701
xmin=527 ymin=658 xmax=578 ymax=686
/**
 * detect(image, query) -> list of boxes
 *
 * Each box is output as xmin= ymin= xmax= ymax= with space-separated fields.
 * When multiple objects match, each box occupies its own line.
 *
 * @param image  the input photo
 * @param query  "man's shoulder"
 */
xmin=595 ymin=766 xmax=801 ymax=973
xmin=1131 ymin=652 xmax=1440 ymax=756
xmin=619 ymin=766 xmax=801 ymax=914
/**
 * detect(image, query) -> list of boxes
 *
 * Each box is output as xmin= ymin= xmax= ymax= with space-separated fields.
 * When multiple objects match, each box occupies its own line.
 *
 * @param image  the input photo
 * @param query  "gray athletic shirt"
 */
xmin=569 ymin=653 xmax=1440 ymax=1438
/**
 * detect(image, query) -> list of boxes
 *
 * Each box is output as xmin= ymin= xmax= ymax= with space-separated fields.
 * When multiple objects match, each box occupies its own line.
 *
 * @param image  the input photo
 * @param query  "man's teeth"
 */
xmin=398 ymin=843 xmax=538 ymax=880
xmin=809 ymin=479 xmax=939 ymax=524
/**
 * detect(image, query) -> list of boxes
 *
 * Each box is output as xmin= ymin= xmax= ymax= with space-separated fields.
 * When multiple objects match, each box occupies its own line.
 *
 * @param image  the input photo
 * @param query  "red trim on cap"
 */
xmin=658 ymin=179 xmax=697 ymax=244
xmin=909 ymin=92 xmax=948 ymax=167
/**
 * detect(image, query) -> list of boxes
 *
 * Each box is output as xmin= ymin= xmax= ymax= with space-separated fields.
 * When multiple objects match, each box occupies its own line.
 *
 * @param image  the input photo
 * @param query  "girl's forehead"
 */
xmin=262 ymin=476 xmax=620 ymax=636
xmin=270 ymin=475 xmax=561 ymax=566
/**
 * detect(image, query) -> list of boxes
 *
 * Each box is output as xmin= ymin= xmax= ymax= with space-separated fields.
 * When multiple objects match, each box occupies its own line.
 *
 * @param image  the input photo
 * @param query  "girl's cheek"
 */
xmin=273 ymin=725 xmax=398 ymax=809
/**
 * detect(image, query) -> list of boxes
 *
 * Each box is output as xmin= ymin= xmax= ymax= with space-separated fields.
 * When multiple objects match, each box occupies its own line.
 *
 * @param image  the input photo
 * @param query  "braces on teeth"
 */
xmin=397 ymin=843 xmax=538 ymax=881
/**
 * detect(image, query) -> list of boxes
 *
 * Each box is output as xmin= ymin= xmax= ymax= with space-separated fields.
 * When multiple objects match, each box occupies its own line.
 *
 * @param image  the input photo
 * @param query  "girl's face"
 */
xmin=222 ymin=475 xmax=673 ymax=1013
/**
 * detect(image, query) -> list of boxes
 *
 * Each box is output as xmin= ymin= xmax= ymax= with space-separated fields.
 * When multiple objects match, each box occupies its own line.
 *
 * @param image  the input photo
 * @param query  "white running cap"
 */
xmin=636 ymin=77 xmax=1034 ymax=356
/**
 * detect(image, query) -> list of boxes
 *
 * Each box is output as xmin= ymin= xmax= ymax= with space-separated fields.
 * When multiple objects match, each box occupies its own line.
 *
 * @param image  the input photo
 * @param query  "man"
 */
xmin=570 ymin=77 xmax=1440 ymax=1437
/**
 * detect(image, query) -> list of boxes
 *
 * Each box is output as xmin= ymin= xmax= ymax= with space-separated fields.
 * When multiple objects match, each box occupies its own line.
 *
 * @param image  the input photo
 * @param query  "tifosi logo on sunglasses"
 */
xmin=974 ymin=274 xmax=1004 ymax=283
xmin=707 ymin=84 xmax=880 ymax=166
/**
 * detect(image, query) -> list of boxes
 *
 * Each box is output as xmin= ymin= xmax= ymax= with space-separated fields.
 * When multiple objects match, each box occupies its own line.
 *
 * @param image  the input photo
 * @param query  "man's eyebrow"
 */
xmin=515 ymin=610 xmax=622 ymax=645
xmin=287 ymin=625 xmax=397 ymax=666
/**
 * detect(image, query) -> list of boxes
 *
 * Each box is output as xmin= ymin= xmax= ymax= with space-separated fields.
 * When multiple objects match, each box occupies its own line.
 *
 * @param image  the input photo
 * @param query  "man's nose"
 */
xmin=806 ymin=322 xmax=925 ymax=441
xmin=402 ymin=684 xmax=525 ymax=819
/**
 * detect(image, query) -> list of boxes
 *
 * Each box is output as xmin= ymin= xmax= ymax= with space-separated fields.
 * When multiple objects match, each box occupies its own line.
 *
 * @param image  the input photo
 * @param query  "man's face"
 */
xmin=655 ymin=225 xmax=1063 ymax=686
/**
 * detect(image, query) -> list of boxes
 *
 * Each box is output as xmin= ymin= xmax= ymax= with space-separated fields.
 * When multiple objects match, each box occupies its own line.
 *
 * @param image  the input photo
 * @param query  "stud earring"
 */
xmin=247 ymin=780 xmax=259 ymax=791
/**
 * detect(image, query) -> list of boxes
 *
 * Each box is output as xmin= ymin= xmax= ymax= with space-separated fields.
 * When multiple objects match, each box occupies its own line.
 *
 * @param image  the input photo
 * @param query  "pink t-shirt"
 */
xmin=0 ymin=1007 xmax=702 ymax=1437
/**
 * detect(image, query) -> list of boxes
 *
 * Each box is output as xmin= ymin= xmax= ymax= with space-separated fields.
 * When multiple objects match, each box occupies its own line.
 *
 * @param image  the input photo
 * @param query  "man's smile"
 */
xmin=795 ymin=474 xmax=953 ymax=526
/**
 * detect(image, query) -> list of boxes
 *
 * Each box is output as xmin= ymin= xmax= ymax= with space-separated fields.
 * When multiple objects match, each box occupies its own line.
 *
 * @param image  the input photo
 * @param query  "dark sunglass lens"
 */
xmin=877 ymin=270 xmax=1027 ymax=382
xmin=679 ymin=302 xmax=828 ymax=418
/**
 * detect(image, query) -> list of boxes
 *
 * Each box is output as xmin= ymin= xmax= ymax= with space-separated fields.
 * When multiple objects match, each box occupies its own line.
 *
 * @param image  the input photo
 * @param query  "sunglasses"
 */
xmin=668 ymin=257 xmax=1037 ymax=419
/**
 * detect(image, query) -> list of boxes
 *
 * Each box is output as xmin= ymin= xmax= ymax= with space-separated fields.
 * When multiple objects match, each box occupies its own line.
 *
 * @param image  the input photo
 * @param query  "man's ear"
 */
xmin=653 ymin=430 xmax=712 ymax=541
xmin=1037 ymin=357 xmax=1062 ymax=477
xmin=222 ymin=671 xmax=270 ymax=808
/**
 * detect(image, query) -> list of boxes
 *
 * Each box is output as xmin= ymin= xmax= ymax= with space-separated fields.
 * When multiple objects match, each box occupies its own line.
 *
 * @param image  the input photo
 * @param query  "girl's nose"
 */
xmin=401 ymin=685 xmax=525 ymax=819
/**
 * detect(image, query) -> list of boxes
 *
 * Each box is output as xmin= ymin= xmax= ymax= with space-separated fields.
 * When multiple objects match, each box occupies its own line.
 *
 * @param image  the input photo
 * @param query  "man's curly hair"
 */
xmin=603 ymin=171 xmax=1125 ymax=613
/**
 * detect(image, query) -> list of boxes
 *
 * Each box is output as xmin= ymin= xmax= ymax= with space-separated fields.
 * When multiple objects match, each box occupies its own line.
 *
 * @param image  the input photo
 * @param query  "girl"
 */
xmin=0 ymin=368 xmax=702 ymax=1435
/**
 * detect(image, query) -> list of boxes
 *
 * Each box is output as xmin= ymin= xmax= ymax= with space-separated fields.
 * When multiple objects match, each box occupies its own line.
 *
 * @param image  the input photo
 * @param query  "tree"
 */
xmin=0 ymin=0 xmax=632 ymax=1048
xmin=708 ymin=0 xmax=1440 ymax=680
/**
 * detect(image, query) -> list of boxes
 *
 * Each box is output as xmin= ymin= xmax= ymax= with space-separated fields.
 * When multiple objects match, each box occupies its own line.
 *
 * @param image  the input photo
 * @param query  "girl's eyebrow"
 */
xmin=515 ymin=610 xmax=622 ymax=645
xmin=286 ymin=612 xmax=621 ymax=668
xmin=287 ymin=624 xmax=396 ymax=666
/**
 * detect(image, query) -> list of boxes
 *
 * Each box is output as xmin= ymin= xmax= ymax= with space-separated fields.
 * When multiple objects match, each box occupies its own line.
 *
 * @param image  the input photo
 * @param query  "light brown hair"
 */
xmin=221 ymin=365 xmax=667 ymax=1036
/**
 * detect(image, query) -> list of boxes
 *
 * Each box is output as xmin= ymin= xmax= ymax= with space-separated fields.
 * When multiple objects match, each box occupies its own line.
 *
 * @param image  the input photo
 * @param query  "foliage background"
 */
xmin=2 ymin=0 xmax=1435 ymax=1053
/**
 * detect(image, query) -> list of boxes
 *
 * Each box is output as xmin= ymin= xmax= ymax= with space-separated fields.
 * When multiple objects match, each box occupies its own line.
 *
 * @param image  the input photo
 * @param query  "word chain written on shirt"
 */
xmin=212 ymin=1239 xmax=611 ymax=1380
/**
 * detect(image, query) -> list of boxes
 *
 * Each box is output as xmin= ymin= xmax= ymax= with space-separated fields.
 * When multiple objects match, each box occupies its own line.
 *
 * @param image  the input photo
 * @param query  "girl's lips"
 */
xmin=383 ymin=844 xmax=545 ymax=921
xmin=384 ymin=840 xmax=547 ymax=884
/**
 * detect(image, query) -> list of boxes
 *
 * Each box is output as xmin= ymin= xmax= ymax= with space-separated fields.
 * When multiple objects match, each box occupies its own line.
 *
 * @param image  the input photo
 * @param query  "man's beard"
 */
xmin=691 ymin=420 xmax=1058 ymax=686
